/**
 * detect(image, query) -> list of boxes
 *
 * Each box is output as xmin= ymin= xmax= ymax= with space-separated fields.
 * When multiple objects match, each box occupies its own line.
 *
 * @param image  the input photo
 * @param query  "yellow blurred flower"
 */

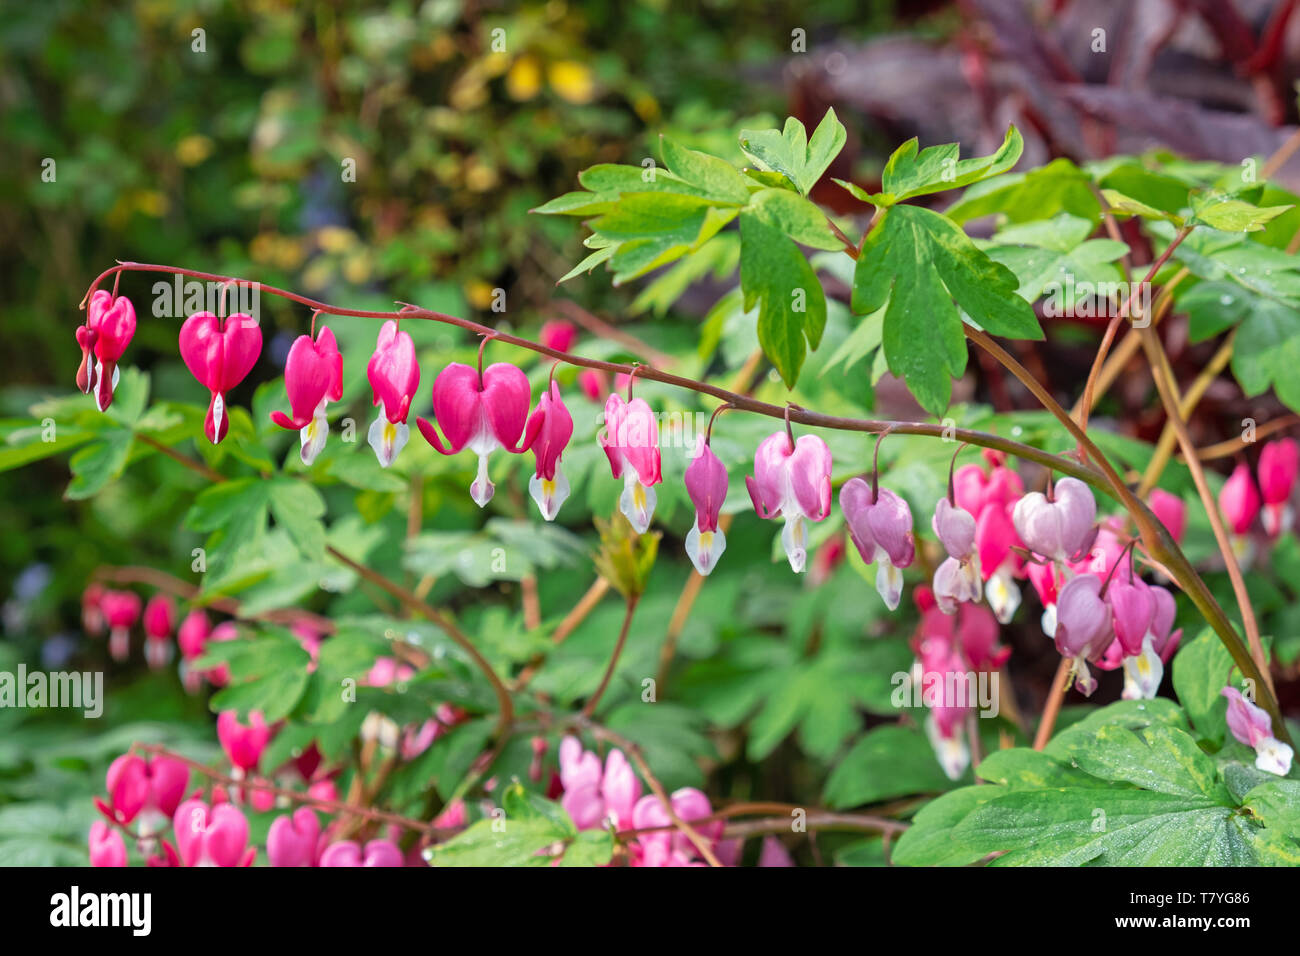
xmin=506 ymin=55 xmax=543 ymax=101
xmin=135 ymin=190 xmax=168 ymax=217
xmin=343 ymin=254 xmax=372 ymax=285
xmin=176 ymin=134 xmax=214 ymax=166
xmin=317 ymin=226 xmax=357 ymax=254
xmin=465 ymin=160 xmax=499 ymax=192
xmin=465 ymin=280 xmax=496 ymax=310
xmin=548 ymin=60 xmax=595 ymax=104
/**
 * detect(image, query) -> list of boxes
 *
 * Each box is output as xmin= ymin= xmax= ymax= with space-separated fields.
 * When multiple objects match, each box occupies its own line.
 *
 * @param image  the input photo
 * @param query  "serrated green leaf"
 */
xmin=65 ymin=429 xmax=134 ymax=499
xmin=747 ymin=188 xmax=842 ymax=250
xmin=739 ymin=108 xmax=846 ymax=196
xmin=739 ymin=209 xmax=827 ymax=387
xmin=269 ymin=479 xmax=326 ymax=559
xmin=868 ymin=125 xmax=1023 ymax=205
xmin=852 ymin=204 xmax=1041 ymax=414
xmin=661 ymin=137 xmax=751 ymax=205
xmin=1172 ymin=628 xmax=1236 ymax=745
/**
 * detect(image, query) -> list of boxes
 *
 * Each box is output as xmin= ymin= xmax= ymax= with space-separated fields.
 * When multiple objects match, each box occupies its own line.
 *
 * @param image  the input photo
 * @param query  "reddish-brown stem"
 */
xmin=81 ymin=262 xmax=1105 ymax=489
xmin=580 ymin=595 xmax=640 ymax=720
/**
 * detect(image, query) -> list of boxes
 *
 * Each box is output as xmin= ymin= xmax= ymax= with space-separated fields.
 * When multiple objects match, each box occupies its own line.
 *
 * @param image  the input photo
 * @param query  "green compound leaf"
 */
xmin=739 ymin=209 xmax=827 ymax=387
xmin=851 ymin=204 xmax=1041 ymax=414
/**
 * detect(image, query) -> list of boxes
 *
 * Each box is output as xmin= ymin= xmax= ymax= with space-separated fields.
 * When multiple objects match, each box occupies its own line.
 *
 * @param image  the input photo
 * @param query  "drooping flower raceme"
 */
xmin=270 ymin=326 xmax=343 ymax=465
xmin=745 ymin=431 xmax=832 ymax=573
xmin=1258 ymin=438 xmax=1298 ymax=537
xmin=178 ymin=311 xmax=264 ymax=445
xmin=366 ymin=320 xmax=421 ymax=467
xmin=931 ymin=497 xmax=982 ymax=614
xmin=683 ymin=436 xmax=729 ymax=575
xmin=525 ymin=379 xmax=574 ymax=521
xmin=600 ymin=393 xmax=663 ymax=533
xmin=839 ymin=477 xmax=914 ymax=610
xmin=418 ymin=362 xmax=537 ymax=507
xmin=1222 ymin=686 xmax=1293 ymax=776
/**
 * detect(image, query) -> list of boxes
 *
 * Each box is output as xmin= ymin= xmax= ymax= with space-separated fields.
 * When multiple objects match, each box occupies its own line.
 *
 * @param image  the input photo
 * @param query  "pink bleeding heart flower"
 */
xmin=75 ymin=325 xmax=99 ymax=399
xmin=143 ymin=594 xmax=175 ymax=640
xmin=933 ymin=497 xmax=977 ymax=560
xmin=601 ymin=393 xmax=663 ymax=533
xmin=758 ymin=836 xmax=795 ymax=867
xmin=176 ymin=610 xmax=211 ymax=689
xmin=1107 ymin=576 xmax=1155 ymax=659
xmin=932 ymin=497 xmax=982 ymax=615
xmin=1222 ymin=686 xmax=1293 ymax=776
xmin=143 ymin=594 xmax=176 ymax=671
xmin=82 ymin=583 xmax=106 ymax=636
xmin=100 ymin=590 xmax=141 ymax=663
xmin=558 ymin=737 xmax=642 ymax=832
xmin=1118 ymin=582 xmax=1182 ymax=700
xmin=1026 ymin=559 xmax=1062 ymax=637
xmin=81 ymin=290 xmax=138 ymax=411
xmin=418 ymin=361 xmax=537 ymax=508
xmin=525 ymin=379 xmax=574 ymax=521
xmin=630 ymin=788 xmax=724 ymax=867
xmin=578 ymin=369 xmax=607 ymax=402
xmin=1148 ymin=488 xmax=1186 ymax=544
xmin=319 ymin=839 xmax=403 ymax=867
xmin=267 ymin=808 xmax=321 ymax=867
xmin=203 ymin=621 xmax=238 ymax=688
xmin=1053 ymin=574 xmax=1113 ymax=696
xmin=913 ymin=634 xmax=972 ymax=780
xmin=684 ymin=436 xmax=730 ymax=576
xmin=173 ymin=800 xmax=255 ymax=867
xmin=1012 ymin=476 xmax=1096 ymax=563
xmin=539 ymin=320 xmax=577 ymax=353
xmin=270 ymin=326 xmax=343 ymax=465
xmin=217 ymin=710 xmax=271 ymax=772
xmin=975 ymin=503 xmax=1022 ymax=624
xmin=99 ymin=753 xmax=190 ymax=836
xmin=1258 ymin=438 xmax=1298 ymax=536
xmin=89 ymin=820 xmax=128 ymax=867
xmin=1219 ymin=462 xmax=1260 ymax=536
xmin=179 ymin=311 xmax=263 ymax=445
xmin=366 ymin=320 xmax=421 ymax=467
xmin=745 ymin=430 xmax=832 ymax=573
xmin=954 ymin=602 xmax=1010 ymax=673
xmin=840 ymin=477 xmax=914 ymax=610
